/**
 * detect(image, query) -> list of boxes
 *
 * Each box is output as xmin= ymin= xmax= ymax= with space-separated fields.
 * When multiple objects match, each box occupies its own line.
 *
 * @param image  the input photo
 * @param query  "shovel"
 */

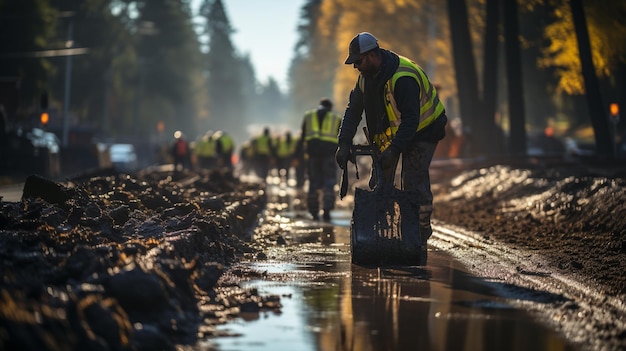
xmin=346 ymin=146 xmax=423 ymax=266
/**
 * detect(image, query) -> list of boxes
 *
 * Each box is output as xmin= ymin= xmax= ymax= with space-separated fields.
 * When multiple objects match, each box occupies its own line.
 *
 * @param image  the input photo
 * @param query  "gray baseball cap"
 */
xmin=345 ymin=32 xmax=379 ymax=64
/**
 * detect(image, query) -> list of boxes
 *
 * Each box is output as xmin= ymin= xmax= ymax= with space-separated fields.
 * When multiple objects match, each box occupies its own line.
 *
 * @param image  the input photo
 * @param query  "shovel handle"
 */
xmin=340 ymin=166 xmax=349 ymax=199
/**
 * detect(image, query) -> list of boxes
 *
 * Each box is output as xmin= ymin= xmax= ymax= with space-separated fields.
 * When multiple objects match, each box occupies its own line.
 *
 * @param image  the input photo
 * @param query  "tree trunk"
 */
xmin=503 ymin=0 xmax=527 ymax=156
xmin=482 ymin=0 xmax=504 ymax=155
xmin=570 ymin=0 xmax=614 ymax=159
xmin=447 ymin=0 xmax=482 ymax=156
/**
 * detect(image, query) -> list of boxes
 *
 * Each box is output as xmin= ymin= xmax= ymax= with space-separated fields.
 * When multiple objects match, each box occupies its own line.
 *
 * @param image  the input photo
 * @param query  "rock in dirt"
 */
xmin=0 ymin=169 xmax=278 ymax=350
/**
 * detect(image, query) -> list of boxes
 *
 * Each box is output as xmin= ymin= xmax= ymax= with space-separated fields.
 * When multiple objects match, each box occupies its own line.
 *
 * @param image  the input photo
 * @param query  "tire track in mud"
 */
xmin=430 ymin=221 xmax=626 ymax=351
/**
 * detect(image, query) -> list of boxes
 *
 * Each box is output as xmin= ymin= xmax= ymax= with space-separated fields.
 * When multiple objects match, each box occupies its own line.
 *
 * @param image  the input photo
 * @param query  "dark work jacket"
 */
xmin=338 ymin=49 xmax=447 ymax=153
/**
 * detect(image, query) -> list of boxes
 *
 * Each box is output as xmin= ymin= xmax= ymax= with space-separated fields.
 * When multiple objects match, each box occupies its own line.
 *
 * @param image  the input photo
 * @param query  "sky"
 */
xmin=192 ymin=0 xmax=306 ymax=92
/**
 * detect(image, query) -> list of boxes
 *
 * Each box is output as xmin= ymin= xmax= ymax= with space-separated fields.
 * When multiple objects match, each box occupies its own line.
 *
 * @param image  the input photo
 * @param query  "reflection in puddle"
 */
xmin=212 ymin=249 xmax=574 ymax=351
xmin=211 ymin=181 xmax=574 ymax=350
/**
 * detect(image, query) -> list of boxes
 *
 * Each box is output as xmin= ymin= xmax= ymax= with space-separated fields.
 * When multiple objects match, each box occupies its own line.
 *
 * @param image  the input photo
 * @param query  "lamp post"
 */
xmin=61 ymin=18 xmax=74 ymax=147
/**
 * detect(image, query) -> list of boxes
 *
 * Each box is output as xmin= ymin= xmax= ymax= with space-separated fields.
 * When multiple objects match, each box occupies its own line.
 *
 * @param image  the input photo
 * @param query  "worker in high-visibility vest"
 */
xmin=195 ymin=130 xmax=217 ymax=170
xmin=214 ymin=130 xmax=235 ymax=173
xmin=335 ymin=32 xmax=448 ymax=256
xmin=251 ymin=127 xmax=275 ymax=181
xmin=298 ymin=98 xmax=341 ymax=221
xmin=238 ymin=140 xmax=255 ymax=177
xmin=291 ymin=131 xmax=306 ymax=190
xmin=275 ymin=130 xmax=297 ymax=181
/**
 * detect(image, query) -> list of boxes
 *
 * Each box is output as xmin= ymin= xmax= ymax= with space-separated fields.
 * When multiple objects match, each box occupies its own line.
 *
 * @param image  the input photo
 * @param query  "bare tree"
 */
xmin=569 ymin=0 xmax=613 ymax=159
xmin=447 ymin=0 xmax=482 ymax=156
xmin=503 ymin=0 xmax=527 ymax=156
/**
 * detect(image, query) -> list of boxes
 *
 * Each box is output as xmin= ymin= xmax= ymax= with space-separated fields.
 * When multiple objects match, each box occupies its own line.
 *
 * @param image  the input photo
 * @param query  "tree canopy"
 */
xmin=2 ymin=0 xmax=624 ymax=159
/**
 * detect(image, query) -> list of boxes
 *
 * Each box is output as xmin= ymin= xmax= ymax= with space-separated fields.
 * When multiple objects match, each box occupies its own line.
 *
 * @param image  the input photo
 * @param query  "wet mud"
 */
xmin=432 ymin=164 xmax=626 ymax=296
xmin=1 ymin=160 xmax=625 ymax=350
xmin=0 ymin=169 xmax=277 ymax=350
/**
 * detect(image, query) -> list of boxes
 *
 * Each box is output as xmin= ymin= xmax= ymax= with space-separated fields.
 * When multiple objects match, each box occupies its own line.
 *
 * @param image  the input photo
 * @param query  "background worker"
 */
xmin=171 ymin=130 xmax=190 ymax=173
xmin=237 ymin=140 xmax=255 ymax=177
xmin=194 ymin=130 xmax=217 ymax=171
xmin=252 ymin=127 xmax=275 ymax=181
xmin=292 ymin=131 xmax=307 ymax=190
xmin=335 ymin=32 xmax=448 ymax=251
xmin=299 ymin=98 xmax=341 ymax=221
xmin=214 ymin=130 xmax=235 ymax=173
xmin=275 ymin=130 xmax=297 ymax=182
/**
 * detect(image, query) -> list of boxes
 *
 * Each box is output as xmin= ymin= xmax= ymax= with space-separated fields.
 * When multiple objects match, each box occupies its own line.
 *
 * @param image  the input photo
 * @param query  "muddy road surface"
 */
xmin=1 ymin=163 xmax=624 ymax=351
xmin=206 ymin=176 xmax=585 ymax=351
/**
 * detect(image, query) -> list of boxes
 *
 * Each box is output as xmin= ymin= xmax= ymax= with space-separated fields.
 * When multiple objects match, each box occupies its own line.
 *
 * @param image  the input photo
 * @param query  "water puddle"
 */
xmin=208 ymin=220 xmax=575 ymax=351
xmin=205 ymin=179 xmax=575 ymax=350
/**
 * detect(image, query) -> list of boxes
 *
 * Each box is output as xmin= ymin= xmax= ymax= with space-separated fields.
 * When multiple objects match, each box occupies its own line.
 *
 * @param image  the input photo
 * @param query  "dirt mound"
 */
xmin=433 ymin=164 xmax=626 ymax=296
xmin=0 ymin=170 xmax=279 ymax=350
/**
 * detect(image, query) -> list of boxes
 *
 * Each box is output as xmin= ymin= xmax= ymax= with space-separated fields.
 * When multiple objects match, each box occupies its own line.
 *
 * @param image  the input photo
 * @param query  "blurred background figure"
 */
xmin=298 ymin=98 xmax=341 ymax=221
xmin=274 ymin=130 xmax=297 ymax=183
xmin=171 ymin=130 xmax=190 ymax=173
xmin=194 ymin=130 xmax=217 ymax=171
xmin=292 ymin=131 xmax=307 ymax=190
xmin=540 ymin=125 xmax=566 ymax=156
xmin=251 ymin=127 xmax=275 ymax=181
xmin=214 ymin=130 xmax=235 ymax=173
xmin=237 ymin=140 xmax=255 ymax=177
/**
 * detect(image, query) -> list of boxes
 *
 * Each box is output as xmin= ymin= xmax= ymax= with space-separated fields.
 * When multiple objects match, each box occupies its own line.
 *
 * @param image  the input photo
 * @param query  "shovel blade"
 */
xmin=350 ymin=185 xmax=422 ymax=265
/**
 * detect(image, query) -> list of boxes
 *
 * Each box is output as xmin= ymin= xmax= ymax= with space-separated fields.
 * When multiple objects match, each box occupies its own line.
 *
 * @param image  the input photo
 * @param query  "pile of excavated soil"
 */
xmin=0 ymin=169 xmax=279 ymax=350
xmin=432 ymin=163 xmax=626 ymax=296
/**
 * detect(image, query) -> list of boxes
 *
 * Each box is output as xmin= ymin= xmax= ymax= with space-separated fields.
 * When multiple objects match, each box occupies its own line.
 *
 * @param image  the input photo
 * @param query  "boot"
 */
xmin=322 ymin=210 xmax=331 ymax=222
xmin=419 ymin=205 xmax=433 ymax=244
xmin=419 ymin=244 xmax=428 ymax=266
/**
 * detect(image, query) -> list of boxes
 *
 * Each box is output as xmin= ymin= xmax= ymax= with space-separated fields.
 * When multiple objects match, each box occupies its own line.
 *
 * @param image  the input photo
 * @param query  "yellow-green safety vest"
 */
xmin=218 ymin=134 xmax=234 ymax=153
xmin=276 ymin=137 xmax=296 ymax=157
xmin=303 ymin=110 xmax=341 ymax=144
xmin=195 ymin=137 xmax=216 ymax=157
xmin=254 ymin=135 xmax=272 ymax=155
xmin=359 ymin=56 xmax=445 ymax=152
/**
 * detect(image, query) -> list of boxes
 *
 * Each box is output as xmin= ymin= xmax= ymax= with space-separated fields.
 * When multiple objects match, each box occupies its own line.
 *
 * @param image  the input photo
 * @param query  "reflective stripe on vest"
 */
xmin=303 ymin=110 xmax=341 ymax=144
xmin=361 ymin=56 xmax=445 ymax=152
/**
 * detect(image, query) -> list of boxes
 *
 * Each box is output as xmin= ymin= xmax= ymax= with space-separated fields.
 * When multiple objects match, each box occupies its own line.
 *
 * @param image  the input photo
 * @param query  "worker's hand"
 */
xmin=379 ymin=145 xmax=400 ymax=169
xmin=335 ymin=144 xmax=352 ymax=169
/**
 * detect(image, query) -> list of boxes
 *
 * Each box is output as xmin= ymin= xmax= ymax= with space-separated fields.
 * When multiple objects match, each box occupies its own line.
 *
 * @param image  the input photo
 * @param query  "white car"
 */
xmin=109 ymin=143 xmax=138 ymax=172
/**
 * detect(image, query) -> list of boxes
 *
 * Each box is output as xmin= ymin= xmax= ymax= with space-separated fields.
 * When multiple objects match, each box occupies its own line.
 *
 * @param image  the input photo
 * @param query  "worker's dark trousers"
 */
xmin=307 ymin=155 xmax=337 ymax=215
xmin=380 ymin=139 xmax=438 ymax=245
xmin=402 ymin=140 xmax=437 ymax=243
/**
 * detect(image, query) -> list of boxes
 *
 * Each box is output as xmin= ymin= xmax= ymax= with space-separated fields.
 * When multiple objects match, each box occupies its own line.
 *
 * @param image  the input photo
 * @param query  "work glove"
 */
xmin=335 ymin=144 xmax=352 ymax=169
xmin=378 ymin=145 xmax=400 ymax=170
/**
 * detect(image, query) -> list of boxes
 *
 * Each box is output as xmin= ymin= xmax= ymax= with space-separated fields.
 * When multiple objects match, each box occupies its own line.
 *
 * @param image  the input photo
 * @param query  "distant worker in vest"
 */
xmin=214 ymin=130 xmax=235 ymax=173
xmin=194 ymin=130 xmax=217 ymax=171
xmin=238 ymin=140 xmax=255 ymax=177
xmin=172 ymin=130 xmax=190 ymax=173
xmin=252 ymin=127 xmax=275 ymax=181
xmin=275 ymin=130 xmax=297 ymax=182
xmin=298 ymin=98 xmax=341 ymax=221
xmin=292 ymin=131 xmax=307 ymax=190
xmin=335 ymin=32 xmax=448 ymax=252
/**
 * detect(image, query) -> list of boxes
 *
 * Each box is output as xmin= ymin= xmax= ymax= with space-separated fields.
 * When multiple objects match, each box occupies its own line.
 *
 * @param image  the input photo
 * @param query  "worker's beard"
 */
xmin=359 ymin=66 xmax=379 ymax=78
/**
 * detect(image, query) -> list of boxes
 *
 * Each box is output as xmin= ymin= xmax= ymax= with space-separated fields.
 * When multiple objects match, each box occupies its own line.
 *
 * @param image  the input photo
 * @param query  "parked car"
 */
xmin=564 ymin=137 xmax=595 ymax=160
xmin=108 ymin=143 xmax=138 ymax=172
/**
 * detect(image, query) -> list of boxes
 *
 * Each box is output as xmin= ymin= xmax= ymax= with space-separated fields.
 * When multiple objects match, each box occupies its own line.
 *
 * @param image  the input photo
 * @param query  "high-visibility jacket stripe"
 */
xmin=361 ymin=56 xmax=445 ymax=151
xmin=304 ymin=110 xmax=341 ymax=144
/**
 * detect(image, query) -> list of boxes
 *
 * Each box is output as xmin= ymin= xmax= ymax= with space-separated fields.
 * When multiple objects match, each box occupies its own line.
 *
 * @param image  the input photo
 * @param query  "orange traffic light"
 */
xmin=40 ymin=112 xmax=49 ymax=125
xmin=610 ymin=103 xmax=619 ymax=116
